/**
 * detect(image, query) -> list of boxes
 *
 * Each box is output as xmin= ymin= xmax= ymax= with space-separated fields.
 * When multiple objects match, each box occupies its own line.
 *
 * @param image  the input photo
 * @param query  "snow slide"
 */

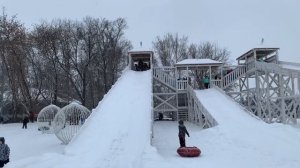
xmin=146 ymin=88 xmax=300 ymax=168
xmin=195 ymin=88 xmax=261 ymax=128
xmin=65 ymin=69 xmax=153 ymax=167
xmin=7 ymin=70 xmax=153 ymax=168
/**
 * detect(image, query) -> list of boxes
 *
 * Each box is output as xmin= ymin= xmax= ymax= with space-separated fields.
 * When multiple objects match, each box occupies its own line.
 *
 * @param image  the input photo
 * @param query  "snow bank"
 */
xmin=6 ymin=70 xmax=153 ymax=168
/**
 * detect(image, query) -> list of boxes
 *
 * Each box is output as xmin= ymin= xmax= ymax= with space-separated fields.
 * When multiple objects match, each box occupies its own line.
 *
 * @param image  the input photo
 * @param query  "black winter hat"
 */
xmin=178 ymin=120 xmax=184 ymax=125
xmin=0 ymin=137 xmax=4 ymax=143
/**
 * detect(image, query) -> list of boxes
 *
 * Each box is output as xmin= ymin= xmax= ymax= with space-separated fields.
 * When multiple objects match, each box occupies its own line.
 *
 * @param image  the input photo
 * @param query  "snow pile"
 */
xmin=2 ymin=75 xmax=300 ymax=168
xmin=5 ymin=70 xmax=153 ymax=168
xmin=141 ymin=88 xmax=300 ymax=168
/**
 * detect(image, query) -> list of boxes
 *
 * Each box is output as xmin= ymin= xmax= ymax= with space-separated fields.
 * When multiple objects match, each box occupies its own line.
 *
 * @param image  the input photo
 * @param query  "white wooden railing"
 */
xmin=177 ymin=80 xmax=188 ymax=91
xmin=256 ymin=61 xmax=300 ymax=77
xmin=187 ymin=85 xmax=218 ymax=128
xmin=153 ymin=68 xmax=176 ymax=89
xmin=210 ymin=79 xmax=222 ymax=88
xmin=255 ymin=61 xmax=281 ymax=73
xmin=223 ymin=65 xmax=247 ymax=89
xmin=255 ymin=60 xmax=300 ymax=95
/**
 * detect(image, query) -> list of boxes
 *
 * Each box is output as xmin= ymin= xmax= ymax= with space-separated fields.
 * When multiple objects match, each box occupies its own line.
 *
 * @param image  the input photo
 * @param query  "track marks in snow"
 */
xmin=102 ymin=133 xmax=128 ymax=168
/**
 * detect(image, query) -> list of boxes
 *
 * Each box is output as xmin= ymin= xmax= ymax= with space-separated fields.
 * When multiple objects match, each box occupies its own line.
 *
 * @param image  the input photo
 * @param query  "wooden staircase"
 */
xmin=153 ymin=68 xmax=176 ymax=90
xmin=222 ymin=65 xmax=248 ymax=89
xmin=152 ymin=68 xmax=178 ymax=120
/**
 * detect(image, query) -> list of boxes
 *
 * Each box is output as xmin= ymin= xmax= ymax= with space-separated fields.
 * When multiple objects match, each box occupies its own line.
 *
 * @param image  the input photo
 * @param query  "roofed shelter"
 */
xmin=236 ymin=48 xmax=279 ymax=65
xmin=128 ymin=51 xmax=153 ymax=71
xmin=175 ymin=59 xmax=223 ymax=89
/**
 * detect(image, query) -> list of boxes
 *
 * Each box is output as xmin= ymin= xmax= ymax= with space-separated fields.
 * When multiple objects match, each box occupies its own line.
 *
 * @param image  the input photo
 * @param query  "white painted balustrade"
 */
xmin=153 ymin=68 xmax=176 ymax=89
xmin=223 ymin=65 xmax=247 ymax=88
xmin=187 ymin=85 xmax=218 ymax=128
xmin=177 ymin=80 xmax=188 ymax=90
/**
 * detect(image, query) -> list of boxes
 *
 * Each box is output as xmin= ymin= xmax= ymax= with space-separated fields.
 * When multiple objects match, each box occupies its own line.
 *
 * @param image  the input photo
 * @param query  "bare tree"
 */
xmin=0 ymin=10 xmax=31 ymax=120
xmin=153 ymin=33 xmax=188 ymax=66
xmin=30 ymin=21 xmax=64 ymax=105
xmin=94 ymin=18 xmax=131 ymax=94
xmin=188 ymin=43 xmax=197 ymax=59
xmin=197 ymin=42 xmax=230 ymax=63
xmin=192 ymin=42 xmax=231 ymax=88
xmin=1 ymin=12 xmax=132 ymax=119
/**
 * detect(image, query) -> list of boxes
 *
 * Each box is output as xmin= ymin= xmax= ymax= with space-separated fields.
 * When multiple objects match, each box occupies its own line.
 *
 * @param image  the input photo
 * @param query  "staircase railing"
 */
xmin=176 ymin=80 xmax=188 ymax=91
xmin=210 ymin=79 xmax=222 ymax=88
xmin=222 ymin=65 xmax=247 ymax=89
xmin=153 ymin=68 xmax=176 ymax=90
xmin=187 ymin=85 xmax=218 ymax=128
xmin=256 ymin=61 xmax=300 ymax=76
xmin=255 ymin=61 xmax=281 ymax=73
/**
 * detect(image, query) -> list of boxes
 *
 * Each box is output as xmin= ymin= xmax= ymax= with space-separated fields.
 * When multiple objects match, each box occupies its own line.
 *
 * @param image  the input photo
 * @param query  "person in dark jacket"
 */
xmin=138 ymin=59 xmax=144 ymax=71
xmin=178 ymin=120 xmax=190 ymax=147
xmin=158 ymin=113 xmax=163 ymax=120
xmin=203 ymin=75 xmax=210 ymax=89
xmin=22 ymin=116 xmax=29 ymax=129
xmin=0 ymin=137 xmax=10 ymax=168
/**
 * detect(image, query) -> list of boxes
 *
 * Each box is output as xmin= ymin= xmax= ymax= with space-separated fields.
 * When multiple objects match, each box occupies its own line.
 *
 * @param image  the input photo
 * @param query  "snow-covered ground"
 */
xmin=1 ymin=71 xmax=300 ymax=168
xmin=2 ymin=119 xmax=300 ymax=168
xmin=0 ymin=122 xmax=63 ymax=161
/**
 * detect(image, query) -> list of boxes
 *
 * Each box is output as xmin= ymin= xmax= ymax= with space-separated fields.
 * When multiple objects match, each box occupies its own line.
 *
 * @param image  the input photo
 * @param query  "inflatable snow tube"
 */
xmin=177 ymin=146 xmax=201 ymax=157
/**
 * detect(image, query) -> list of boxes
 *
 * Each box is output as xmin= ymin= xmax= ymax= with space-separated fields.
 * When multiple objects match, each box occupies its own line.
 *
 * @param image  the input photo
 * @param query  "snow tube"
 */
xmin=177 ymin=146 xmax=201 ymax=157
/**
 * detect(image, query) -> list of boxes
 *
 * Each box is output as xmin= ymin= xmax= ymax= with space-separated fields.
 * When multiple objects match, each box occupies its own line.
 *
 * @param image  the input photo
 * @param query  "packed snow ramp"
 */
xmin=194 ymin=88 xmax=261 ymax=128
xmin=65 ymin=70 xmax=153 ymax=168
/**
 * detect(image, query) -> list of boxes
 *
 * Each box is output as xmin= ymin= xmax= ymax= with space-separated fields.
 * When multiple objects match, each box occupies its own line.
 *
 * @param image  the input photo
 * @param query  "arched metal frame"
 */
xmin=37 ymin=104 xmax=61 ymax=133
xmin=53 ymin=103 xmax=91 ymax=144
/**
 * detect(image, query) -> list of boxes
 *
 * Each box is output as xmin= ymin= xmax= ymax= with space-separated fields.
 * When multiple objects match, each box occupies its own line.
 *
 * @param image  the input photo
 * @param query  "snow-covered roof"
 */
xmin=236 ymin=48 xmax=279 ymax=60
xmin=128 ymin=50 xmax=153 ymax=57
xmin=128 ymin=47 xmax=153 ymax=53
xmin=175 ymin=59 xmax=223 ymax=67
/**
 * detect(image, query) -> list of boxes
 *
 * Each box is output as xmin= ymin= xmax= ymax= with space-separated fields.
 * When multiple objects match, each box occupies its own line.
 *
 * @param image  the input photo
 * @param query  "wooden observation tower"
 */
xmin=128 ymin=48 xmax=300 ymax=128
xmin=150 ymin=48 xmax=300 ymax=127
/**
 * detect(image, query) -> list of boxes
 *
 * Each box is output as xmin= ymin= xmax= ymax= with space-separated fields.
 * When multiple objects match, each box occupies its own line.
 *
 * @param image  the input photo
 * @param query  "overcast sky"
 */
xmin=1 ymin=0 xmax=299 ymax=62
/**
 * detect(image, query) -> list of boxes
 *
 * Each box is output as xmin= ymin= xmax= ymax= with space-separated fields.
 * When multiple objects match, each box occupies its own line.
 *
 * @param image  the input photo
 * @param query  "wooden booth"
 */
xmin=128 ymin=51 xmax=153 ymax=71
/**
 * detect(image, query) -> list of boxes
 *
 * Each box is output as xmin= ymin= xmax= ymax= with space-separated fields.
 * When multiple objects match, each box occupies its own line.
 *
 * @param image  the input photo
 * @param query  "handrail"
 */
xmin=177 ymin=80 xmax=188 ymax=90
xmin=279 ymin=61 xmax=300 ymax=68
xmin=153 ymin=68 xmax=176 ymax=89
xmin=256 ymin=61 xmax=300 ymax=76
xmin=212 ymin=85 xmax=262 ymax=121
xmin=223 ymin=65 xmax=247 ymax=88
xmin=187 ymin=85 xmax=218 ymax=128
xmin=210 ymin=79 xmax=222 ymax=88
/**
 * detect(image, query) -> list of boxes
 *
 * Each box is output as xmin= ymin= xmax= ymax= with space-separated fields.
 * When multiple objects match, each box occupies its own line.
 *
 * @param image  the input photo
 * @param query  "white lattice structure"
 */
xmin=53 ymin=103 xmax=91 ymax=144
xmin=37 ymin=104 xmax=61 ymax=133
xmin=152 ymin=48 xmax=300 ymax=128
xmin=224 ymin=48 xmax=300 ymax=124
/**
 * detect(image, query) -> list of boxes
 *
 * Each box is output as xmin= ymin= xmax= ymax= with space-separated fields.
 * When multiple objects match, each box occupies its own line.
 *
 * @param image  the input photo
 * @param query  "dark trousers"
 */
xmin=22 ymin=123 xmax=27 ymax=129
xmin=0 ymin=160 xmax=4 ymax=167
xmin=204 ymin=83 xmax=209 ymax=89
xmin=0 ymin=159 xmax=9 ymax=167
xmin=179 ymin=136 xmax=186 ymax=147
xmin=0 ymin=159 xmax=9 ymax=168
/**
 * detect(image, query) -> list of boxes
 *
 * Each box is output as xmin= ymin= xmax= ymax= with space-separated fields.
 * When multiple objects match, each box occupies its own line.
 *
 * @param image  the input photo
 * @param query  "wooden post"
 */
xmin=209 ymin=66 xmax=212 ymax=88
xmin=254 ymin=50 xmax=262 ymax=118
xmin=279 ymin=74 xmax=286 ymax=123
xmin=275 ymin=50 xmax=279 ymax=64
xmin=292 ymin=77 xmax=295 ymax=95
xmin=298 ymin=74 xmax=300 ymax=93
xmin=266 ymin=72 xmax=271 ymax=122
xmin=128 ymin=53 xmax=132 ymax=70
